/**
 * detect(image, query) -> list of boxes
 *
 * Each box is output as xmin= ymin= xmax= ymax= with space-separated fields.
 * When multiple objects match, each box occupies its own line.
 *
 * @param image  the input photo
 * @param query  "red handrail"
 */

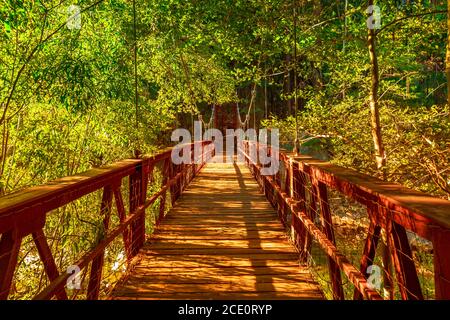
xmin=241 ymin=140 xmax=450 ymax=300
xmin=0 ymin=141 xmax=214 ymax=300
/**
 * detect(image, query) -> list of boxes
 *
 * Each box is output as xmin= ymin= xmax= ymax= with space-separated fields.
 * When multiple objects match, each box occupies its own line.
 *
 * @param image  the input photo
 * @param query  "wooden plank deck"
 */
xmin=111 ymin=160 xmax=323 ymax=300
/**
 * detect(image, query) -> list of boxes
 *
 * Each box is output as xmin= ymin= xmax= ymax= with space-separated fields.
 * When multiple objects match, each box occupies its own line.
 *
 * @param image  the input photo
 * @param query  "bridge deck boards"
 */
xmin=111 ymin=160 xmax=323 ymax=300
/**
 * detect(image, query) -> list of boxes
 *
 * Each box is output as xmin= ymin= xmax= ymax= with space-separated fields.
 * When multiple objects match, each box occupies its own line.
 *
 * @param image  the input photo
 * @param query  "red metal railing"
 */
xmin=0 ymin=141 xmax=214 ymax=300
xmin=241 ymin=140 xmax=450 ymax=300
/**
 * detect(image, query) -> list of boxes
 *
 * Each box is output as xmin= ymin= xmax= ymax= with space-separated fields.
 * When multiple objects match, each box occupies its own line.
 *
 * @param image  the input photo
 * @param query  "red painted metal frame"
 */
xmin=0 ymin=141 xmax=214 ymax=300
xmin=241 ymin=140 xmax=450 ymax=300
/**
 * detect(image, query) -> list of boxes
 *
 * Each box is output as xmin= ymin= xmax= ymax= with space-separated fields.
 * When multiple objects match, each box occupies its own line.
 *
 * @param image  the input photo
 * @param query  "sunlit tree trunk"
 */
xmin=367 ymin=1 xmax=386 ymax=177
xmin=343 ymin=0 xmax=348 ymax=53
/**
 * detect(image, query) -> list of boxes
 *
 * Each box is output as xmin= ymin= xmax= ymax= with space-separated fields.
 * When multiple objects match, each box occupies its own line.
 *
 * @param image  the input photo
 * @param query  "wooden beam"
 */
xmin=0 ymin=230 xmax=21 ymax=300
xmin=87 ymin=185 xmax=113 ymax=300
xmin=316 ymin=181 xmax=344 ymax=300
xmin=32 ymin=229 xmax=68 ymax=300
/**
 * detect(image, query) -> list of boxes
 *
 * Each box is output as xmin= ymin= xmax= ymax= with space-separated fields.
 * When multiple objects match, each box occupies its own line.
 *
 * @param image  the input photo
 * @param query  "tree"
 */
xmin=367 ymin=0 xmax=386 ymax=178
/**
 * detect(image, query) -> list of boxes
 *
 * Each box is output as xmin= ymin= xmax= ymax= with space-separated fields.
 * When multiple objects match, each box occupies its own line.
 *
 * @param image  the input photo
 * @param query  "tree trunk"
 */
xmin=343 ymin=0 xmax=348 ymax=52
xmin=367 ymin=0 xmax=386 ymax=177
xmin=406 ymin=76 xmax=410 ymax=99
xmin=285 ymin=55 xmax=292 ymax=117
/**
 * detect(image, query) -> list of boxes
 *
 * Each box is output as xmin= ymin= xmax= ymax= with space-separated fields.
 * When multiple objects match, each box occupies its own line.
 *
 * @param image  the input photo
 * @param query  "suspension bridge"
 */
xmin=0 ymin=104 xmax=449 ymax=300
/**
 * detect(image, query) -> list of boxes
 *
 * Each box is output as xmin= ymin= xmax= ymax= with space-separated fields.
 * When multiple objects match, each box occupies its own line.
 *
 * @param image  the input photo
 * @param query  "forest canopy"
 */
xmin=0 ymin=0 xmax=449 ymax=200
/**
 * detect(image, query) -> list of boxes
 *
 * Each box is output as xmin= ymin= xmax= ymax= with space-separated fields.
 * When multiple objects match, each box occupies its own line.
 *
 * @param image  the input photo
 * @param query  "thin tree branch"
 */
xmin=376 ymin=10 xmax=447 ymax=35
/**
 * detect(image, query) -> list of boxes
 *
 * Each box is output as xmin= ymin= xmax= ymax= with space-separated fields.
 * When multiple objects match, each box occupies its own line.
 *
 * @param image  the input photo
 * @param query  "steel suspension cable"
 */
xmin=133 ymin=0 xmax=140 ymax=158
xmin=293 ymin=1 xmax=300 ymax=155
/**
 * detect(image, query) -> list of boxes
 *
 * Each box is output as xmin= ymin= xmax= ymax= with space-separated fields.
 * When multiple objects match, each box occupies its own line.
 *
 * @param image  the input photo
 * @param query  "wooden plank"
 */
xmin=156 ymin=226 xmax=284 ymax=234
xmin=136 ymin=260 xmax=302 ymax=269
xmin=145 ymin=239 xmax=294 ymax=249
xmin=159 ymin=221 xmax=283 ymax=226
xmin=160 ymin=221 xmax=282 ymax=226
xmin=116 ymin=281 xmax=321 ymax=294
xmin=172 ymin=206 xmax=274 ymax=210
xmin=167 ymin=210 xmax=276 ymax=214
xmin=163 ymin=215 xmax=279 ymax=220
xmin=138 ymin=252 xmax=300 ymax=261
xmin=142 ymin=248 xmax=298 ymax=255
xmin=113 ymin=291 xmax=323 ymax=300
xmin=122 ymin=274 xmax=314 ymax=285
xmin=151 ymin=233 xmax=287 ymax=240
xmin=111 ymin=161 xmax=323 ymax=300
xmin=130 ymin=266 xmax=310 ymax=276
xmin=156 ymin=224 xmax=284 ymax=232
xmin=152 ymin=228 xmax=286 ymax=235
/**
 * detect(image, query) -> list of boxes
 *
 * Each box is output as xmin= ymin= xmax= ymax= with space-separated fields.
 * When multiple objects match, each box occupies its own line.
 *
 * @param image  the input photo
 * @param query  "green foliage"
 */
xmin=261 ymin=0 xmax=449 ymax=199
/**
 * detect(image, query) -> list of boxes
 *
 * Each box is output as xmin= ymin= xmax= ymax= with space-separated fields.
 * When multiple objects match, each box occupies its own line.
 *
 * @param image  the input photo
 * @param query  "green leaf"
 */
xmin=4 ymin=21 xmax=11 ymax=33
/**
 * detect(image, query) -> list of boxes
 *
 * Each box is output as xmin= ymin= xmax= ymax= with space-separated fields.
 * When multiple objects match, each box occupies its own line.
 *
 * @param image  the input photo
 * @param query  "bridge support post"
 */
xmin=32 ymin=229 xmax=68 ymax=300
xmin=316 ymin=181 xmax=345 ymax=300
xmin=157 ymin=159 xmax=170 ymax=226
xmin=433 ymin=229 xmax=450 ymax=299
xmin=0 ymin=230 xmax=21 ymax=300
xmin=113 ymin=183 xmax=133 ymax=261
xmin=290 ymin=160 xmax=311 ymax=263
xmin=169 ymin=162 xmax=178 ymax=205
xmin=130 ymin=163 xmax=147 ymax=256
xmin=354 ymin=204 xmax=381 ymax=300
xmin=280 ymin=156 xmax=290 ymax=227
xmin=87 ymin=185 xmax=113 ymax=300
xmin=387 ymin=217 xmax=423 ymax=300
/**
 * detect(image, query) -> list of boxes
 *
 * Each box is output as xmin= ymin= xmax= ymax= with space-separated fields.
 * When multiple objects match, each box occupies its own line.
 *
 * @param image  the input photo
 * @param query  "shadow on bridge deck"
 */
xmin=111 ymin=158 xmax=324 ymax=300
